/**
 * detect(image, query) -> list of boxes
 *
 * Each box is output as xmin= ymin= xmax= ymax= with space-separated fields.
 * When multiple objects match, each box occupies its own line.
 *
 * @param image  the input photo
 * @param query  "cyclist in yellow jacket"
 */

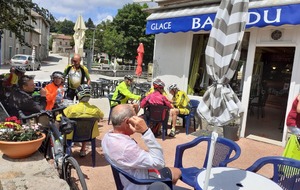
xmin=60 ymin=84 xmax=104 ymax=157
xmin=111 ymin=75 xmax=141 ymax=113
xmin=168 ymin=83 xmax=190 ymax=137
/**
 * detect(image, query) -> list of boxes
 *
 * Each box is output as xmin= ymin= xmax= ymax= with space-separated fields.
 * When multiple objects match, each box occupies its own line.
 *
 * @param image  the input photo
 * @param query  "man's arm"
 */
xmin=126 ymin=116 xmax=165 ymax=169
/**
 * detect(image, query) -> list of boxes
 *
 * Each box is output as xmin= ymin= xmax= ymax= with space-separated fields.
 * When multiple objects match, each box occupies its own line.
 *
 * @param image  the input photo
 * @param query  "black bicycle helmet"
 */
xmin=51 ymin=71 xmax=64 ymax=79
xmin=15 ymin=66 xmax=26 ymax=73
xmin=168 ymin=83 xmax=178 ymax=91
xmin=124 ymin=75 xmax=134 ymax=81
xmin=153 ymin=78 xmax=165 ymax=89
xmin=76 ymin=84 xmax=91 ymax=100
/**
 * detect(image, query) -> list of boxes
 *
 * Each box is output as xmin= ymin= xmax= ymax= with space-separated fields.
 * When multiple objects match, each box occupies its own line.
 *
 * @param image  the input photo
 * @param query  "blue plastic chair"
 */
xmin=66 ymin=117 xmax=99 ymax=167
xmin=144 ymin=104 xmax=170 ymax=141
xmin=104 ymin=156 xmax=173 ymax=190
xmin=178 ymin=99 xmax=201 ymax=135
xmin=246 ymin=156 xmax=300 ymax=190
xmin=174 ymin=136 xmax=241 ymax=187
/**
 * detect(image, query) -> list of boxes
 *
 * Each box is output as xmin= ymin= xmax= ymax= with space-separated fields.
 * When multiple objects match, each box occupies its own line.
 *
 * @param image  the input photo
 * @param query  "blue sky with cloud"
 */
xmin=32 ymin=0 xmax=157 ymax=24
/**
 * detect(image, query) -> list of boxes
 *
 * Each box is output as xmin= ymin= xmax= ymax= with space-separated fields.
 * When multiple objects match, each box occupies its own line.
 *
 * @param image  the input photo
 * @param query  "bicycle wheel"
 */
xmin=63 ymin=156 xmax=87 ymax=190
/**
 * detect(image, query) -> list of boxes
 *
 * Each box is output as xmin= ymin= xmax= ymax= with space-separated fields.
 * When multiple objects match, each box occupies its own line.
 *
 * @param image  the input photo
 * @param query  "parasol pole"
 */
xmin=203 ymin=128 xmax=218 ymax=190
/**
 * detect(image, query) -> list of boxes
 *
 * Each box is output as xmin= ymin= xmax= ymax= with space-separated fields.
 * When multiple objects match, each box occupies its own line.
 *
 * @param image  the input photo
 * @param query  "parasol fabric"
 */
xmin=197 ymin=1 xmax=249 ymax=190
xmin=73 ymin=15 xmax=87 ymax=58
xmin=197 ymin=0 xmax=248 ymax=127
xmin=135 ymin=43 xmax=144 ymax=77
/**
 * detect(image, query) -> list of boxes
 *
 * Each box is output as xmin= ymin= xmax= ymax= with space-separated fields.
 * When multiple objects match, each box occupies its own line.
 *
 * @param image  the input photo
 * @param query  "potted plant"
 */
xmin=222 ymin=118 xmax=241 ymax=141
xmin=0 ymin=116 xmax=45 ymax=158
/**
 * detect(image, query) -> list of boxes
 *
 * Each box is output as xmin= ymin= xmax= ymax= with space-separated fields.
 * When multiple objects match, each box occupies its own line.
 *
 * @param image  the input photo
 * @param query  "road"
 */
xmin=1 ymin=53 xmax=127 ymax=81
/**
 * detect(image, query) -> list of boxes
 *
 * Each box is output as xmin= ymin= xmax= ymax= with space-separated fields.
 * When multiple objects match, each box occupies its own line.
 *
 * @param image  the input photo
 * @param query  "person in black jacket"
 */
xmin=8 ymin=75 xmax=46 ymax=117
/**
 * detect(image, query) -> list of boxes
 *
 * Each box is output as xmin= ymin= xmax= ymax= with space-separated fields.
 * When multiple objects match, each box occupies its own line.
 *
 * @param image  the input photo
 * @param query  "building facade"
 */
xmin=51 ymin=34 xmax=73 ymax=54
xmin=0 ymin=9 xmax=49 ymax=65
xmin=146 ymin=0 xmax=300 ymax=146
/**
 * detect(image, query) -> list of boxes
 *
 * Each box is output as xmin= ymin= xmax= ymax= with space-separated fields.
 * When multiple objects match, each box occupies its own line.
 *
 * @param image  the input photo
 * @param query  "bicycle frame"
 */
xmin=19 ymin=107 xmax=87 ymax=190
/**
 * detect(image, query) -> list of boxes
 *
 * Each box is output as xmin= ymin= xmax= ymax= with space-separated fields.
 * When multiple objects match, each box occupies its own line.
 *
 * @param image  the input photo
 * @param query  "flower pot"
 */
xmin=0 ymin=133 xmax=46 ymax=159
xmin=223 ymin=125 xmax=239 ymax=141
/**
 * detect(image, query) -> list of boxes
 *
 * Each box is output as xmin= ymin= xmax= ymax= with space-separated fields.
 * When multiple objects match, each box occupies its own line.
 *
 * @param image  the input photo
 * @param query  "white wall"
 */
xmin=153 ymin=32 xmax=193 ymax=94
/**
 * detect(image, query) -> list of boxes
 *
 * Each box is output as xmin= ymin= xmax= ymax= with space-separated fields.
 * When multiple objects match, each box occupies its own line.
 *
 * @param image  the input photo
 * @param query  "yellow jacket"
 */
xmin=111 ymin=81 xmax=141 ymax=106
xmin=58 ymin=102 xmax=104 ymax=139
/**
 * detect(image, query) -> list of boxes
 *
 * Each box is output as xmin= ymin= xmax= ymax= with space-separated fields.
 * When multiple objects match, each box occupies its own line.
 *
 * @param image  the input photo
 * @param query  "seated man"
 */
xmin=168 ymin=84 xmax=190 ymax=137
xmin=43 ymin=71 xmax=65 ymax=110
xmin=111 ymin=75 xmax=141 ymax=113
xmin=60 ymin=84 xmax=104 ymax=157
xmin=102 ymin=104 xmax=181 ymax=190
xmin=140 ymin=79 xmax=172 ymax=136
xmin=9 ymin=75 xmax=46 ymax=117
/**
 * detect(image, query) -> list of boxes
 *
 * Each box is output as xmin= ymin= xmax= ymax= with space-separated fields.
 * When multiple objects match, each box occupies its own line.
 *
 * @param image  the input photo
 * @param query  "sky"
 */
xmin=32 ymin=0 xmax=157 ymax=25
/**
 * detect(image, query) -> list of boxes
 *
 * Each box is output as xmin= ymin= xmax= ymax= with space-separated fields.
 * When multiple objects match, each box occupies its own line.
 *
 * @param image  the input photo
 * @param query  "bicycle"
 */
xmin=19 ymin=107 xmax=88 ymax=190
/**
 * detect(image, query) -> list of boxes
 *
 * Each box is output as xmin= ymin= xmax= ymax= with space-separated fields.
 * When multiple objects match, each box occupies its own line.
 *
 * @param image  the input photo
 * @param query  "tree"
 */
xmin=55 ymin=19 xmax=75 ymax=35
xmin=0 ymin=0 xmax=53 ymax=46
xmin=85 ymin=18 xmax=95 ymax=29
xmin=107 ymin=3 xmax=154 ymax=64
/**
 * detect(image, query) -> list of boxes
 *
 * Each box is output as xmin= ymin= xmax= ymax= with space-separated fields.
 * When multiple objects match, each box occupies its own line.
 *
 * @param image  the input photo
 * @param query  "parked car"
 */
xmin=10 ymin=54 xmax=41 ymax=71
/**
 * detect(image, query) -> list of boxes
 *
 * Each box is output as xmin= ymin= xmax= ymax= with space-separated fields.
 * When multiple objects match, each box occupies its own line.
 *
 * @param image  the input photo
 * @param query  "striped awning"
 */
xmin=146 ymin=0 xmax=300 ymax=34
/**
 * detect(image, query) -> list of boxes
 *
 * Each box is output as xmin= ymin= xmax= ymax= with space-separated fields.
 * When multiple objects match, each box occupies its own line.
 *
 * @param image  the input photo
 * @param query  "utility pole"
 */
xmin=91 ymin=28 xmax=95 ymax=65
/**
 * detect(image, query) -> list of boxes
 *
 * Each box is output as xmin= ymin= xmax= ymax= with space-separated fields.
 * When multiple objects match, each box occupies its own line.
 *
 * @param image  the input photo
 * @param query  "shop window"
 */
xmin=188 ymin=32 xmax=249 ymax=98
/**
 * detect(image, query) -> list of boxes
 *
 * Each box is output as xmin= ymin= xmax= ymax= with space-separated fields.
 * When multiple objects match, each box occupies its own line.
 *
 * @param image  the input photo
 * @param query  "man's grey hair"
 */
xmin=111 ymin=104 xmax=135 ymax=127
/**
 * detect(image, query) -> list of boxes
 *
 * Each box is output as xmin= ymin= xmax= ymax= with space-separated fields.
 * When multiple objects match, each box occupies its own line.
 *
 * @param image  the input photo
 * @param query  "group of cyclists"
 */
xmin=0 ymin=52 xmax=191 ymax=146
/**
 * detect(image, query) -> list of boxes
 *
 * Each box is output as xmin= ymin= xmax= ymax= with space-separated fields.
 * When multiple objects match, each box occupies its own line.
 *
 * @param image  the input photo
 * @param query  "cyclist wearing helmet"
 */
xmin=59 ymin=84 xmax=104 ymax=157
xmin=146 ymin=78 xmax=168 ymax=97
xmin=4 ymin=66 xmax=26 ymax=87
xmin=140 ymin=79 xmax=172 ymax=108
xmin=42 ymin=71 xmax=65 ymax=110
xmin=8 ymin=75 xmax=46 ymax=117
xmin=64 ymin=53 xmax=91 ymax=100
xmin=140 ymin=79 xmax=173 ymax=136
xmin=111 ymin=75 xmax=141 ymax=113
xmin=168 ymin=83 xmax=190 ymax=137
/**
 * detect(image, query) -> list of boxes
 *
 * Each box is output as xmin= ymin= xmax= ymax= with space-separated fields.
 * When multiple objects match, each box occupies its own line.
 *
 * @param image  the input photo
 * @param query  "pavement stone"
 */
xmin=0 ymin=152 xmax=69 ymax=190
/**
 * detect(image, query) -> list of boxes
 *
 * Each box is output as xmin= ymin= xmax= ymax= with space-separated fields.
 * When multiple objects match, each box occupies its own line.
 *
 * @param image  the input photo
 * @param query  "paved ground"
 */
xmin=75 ymin=98 xmax=284 ymax=190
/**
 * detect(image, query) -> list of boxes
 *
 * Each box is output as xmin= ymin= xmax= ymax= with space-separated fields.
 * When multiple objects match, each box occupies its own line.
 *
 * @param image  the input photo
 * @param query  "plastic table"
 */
xmin=196 ymin=167 xmax=283 ymax=190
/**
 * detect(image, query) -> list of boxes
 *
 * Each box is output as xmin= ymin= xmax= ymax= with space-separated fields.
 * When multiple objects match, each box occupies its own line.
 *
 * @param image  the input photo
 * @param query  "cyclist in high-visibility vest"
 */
xmin=168 ymin=83 xmax=190 ymax=137
xmin=111 ymin=75 xmax=141 ymax=113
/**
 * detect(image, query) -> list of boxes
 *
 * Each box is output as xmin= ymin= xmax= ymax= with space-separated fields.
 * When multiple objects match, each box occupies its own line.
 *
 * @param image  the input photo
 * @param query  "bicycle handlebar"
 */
xmin=18 ymin=106 xmax=66 ymax=121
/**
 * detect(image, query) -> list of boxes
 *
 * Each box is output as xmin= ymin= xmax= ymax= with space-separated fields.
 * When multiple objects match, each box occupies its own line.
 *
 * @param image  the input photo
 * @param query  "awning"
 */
xmin=146 ymin=1 xmax=300 ymax=34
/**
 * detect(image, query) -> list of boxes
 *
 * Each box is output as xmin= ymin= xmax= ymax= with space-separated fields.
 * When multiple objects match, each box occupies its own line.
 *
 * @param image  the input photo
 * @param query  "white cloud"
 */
xmin=32 ymin=0 xmax=155 ymax=24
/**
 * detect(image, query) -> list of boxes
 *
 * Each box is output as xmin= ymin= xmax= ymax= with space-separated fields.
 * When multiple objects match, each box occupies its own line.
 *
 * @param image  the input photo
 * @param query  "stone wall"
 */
xmin=0 ymin=152 xmax=69 ymax=190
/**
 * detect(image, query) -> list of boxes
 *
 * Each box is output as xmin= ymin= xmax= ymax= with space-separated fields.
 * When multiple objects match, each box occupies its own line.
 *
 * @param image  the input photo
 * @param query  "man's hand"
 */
xmin=40 ymin=88 xmax=46 ymax=97
xmin=128 ymin=116 xmax=148 ymax=134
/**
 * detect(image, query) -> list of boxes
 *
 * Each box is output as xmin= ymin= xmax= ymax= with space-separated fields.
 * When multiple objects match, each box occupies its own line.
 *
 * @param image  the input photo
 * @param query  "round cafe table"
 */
xmin=196 ymin=167 xmax=283 ymax=190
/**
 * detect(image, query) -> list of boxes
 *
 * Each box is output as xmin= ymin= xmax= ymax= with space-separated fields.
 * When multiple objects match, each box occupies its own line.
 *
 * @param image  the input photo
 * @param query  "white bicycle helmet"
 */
xmin=76 ymin=84 xmax=91 ymax=100
xmin=51 ymin=71 xmax=64 ymax=80
xmin=168 ymin=83 xmax=178 ymax=91
xmin=15 ymin=66 xmax=26 ymax=73
xmin=124 ymin=75 xmax=134 ymax=81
